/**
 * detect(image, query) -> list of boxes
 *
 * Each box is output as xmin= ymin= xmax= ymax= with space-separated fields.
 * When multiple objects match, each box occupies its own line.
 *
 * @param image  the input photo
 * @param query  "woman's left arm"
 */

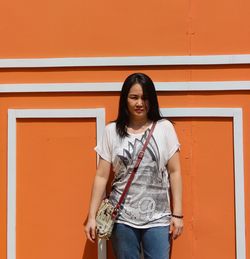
xmin=168 ymin=150 xmax=184 ymax=239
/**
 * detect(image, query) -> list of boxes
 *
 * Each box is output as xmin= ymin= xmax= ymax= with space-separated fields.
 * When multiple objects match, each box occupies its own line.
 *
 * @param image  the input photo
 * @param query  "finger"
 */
xmin=173 ymin=227 xmax=183 ymax=239
xmin=169 ymin=222 xmax=174 ymax=234
xmin=91 ymin=227 xmax=96 ymax=241
xmin=85 ymin=227 xmax=95 ymax=243
xmin=173 ymin=229 xmax=178 ymax=239
xmin=86 ymin=231 xmax=95 ymax=243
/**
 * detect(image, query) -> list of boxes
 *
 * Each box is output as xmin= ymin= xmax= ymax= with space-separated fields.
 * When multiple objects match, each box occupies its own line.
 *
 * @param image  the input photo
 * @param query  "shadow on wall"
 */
xmin=82 ymin=240 xmax=98 ymax=259
xmin=82 ymin=215 xmax=98 ymax=259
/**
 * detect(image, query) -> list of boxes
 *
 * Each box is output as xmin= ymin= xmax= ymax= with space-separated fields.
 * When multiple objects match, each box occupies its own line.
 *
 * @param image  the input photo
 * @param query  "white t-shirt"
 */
xmin=95 ymin=119 xmax=180 ymax=228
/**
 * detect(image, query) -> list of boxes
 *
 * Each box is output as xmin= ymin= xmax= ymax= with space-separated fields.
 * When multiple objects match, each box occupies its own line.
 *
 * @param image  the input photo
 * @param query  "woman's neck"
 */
xmin=128 ymin=118 xmax=150 ymax=129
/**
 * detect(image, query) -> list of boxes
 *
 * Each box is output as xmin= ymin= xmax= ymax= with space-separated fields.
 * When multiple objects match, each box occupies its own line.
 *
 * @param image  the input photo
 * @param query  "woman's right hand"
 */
xmin=84 ymin=217 xmax=96 ymax=243
xmin=84 ymin=158 xmax=111 ymax=243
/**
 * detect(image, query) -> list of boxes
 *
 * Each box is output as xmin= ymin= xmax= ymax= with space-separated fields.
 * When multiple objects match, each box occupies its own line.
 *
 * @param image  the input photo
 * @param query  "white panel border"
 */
xmin=161 ymin=108 xmax=245 ymax=259
xmin=7 ymin=108 xmax=107 ymax=259
xmin=1 ymin=81 xmax=250 ymax=93
xmin=1 ymin=54 xmax=250 ymax=68
xmin=7 ymin=107 xmax=246 ymax=259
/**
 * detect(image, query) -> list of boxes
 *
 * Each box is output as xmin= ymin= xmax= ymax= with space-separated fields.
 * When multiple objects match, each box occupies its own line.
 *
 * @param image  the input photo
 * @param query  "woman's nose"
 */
xmin=136 ymin=98 xmax=143 ymax=106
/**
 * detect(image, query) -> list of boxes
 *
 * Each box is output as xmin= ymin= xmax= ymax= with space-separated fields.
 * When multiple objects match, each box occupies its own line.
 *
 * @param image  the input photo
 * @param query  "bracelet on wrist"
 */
xmin=172 ymin=214 xmax=184 ymax=219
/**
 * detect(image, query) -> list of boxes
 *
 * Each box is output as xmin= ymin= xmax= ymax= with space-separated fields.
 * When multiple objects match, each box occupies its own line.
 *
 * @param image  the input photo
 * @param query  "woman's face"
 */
xmin=127 ymin=83 xmax=149 ymax=121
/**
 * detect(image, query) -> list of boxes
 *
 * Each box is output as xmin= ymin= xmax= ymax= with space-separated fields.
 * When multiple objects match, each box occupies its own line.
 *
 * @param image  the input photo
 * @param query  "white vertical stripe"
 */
xmin=96 ymin=108 xmax=107 ymax=259
xmin=233 ymin=109 xmax=246 ymax=259
xmin=7 ymin=110 xmax=17 ymax=259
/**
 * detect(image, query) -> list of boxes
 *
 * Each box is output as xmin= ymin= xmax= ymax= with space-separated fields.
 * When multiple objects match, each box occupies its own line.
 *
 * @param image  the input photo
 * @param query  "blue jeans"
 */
xmin=111 ymin=223 xmax=170 ymax=259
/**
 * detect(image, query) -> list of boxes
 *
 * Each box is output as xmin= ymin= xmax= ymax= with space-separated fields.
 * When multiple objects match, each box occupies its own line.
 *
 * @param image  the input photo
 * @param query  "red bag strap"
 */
xmin=112 ymin=121 xmax=156 ymax=219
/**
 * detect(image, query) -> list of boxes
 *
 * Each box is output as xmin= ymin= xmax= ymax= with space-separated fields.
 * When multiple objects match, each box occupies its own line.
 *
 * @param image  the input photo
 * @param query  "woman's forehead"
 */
xmin=128 ymin=83 xmax=143 ymax=94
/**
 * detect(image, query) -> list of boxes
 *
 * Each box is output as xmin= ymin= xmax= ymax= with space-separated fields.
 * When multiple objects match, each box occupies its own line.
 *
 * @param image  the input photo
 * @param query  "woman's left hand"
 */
xmin=169 ymin=217 xmax=184 ymax=239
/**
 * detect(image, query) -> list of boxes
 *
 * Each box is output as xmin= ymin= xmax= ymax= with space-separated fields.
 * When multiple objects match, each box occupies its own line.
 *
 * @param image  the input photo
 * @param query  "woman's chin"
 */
xmin=133 ymin=113 xmax=147 ymax=119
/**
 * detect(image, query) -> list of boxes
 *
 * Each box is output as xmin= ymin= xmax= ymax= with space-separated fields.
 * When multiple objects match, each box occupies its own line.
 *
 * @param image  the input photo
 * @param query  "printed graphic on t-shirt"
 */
xmin=109 ymin=129 xmax=170 ymax=226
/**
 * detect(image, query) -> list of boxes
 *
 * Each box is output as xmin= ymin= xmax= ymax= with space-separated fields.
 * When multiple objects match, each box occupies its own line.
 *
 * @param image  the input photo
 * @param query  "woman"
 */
xmin=85 ymin=73 xmax=183 ymax=259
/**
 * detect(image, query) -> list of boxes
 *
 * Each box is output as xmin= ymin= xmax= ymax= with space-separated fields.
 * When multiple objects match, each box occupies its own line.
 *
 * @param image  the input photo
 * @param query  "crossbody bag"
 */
xmin=95 ymin=122 xmax=156 ymax=239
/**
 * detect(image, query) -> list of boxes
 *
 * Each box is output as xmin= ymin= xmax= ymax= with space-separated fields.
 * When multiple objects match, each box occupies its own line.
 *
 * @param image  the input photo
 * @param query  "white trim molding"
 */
xmin=1 ymin=54 xmax=250 ymax=68
xmin=1 ymin=81 xmax=250 ymax=93
xmin=7 ymin=108 xmax=107 ymax=259
xmin=7 ymin=108 xmax=246 ymax=259
xmin=161 ymin=108 xmax=245 ymax=259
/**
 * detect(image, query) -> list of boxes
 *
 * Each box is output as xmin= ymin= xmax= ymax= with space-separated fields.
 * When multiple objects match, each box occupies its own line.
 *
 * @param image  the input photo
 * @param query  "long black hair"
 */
xmin=114 ymin=73 xmax=163 ymax=138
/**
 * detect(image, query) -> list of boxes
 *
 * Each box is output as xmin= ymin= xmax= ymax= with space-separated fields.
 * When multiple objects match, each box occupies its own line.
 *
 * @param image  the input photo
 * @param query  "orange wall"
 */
xmin=0 ymin=92 xmax=249 ymax=259
xmin=1 ymin=0 xmax=250 ymax=58
xmin=1 ymin=0 xmax=250 ymax=259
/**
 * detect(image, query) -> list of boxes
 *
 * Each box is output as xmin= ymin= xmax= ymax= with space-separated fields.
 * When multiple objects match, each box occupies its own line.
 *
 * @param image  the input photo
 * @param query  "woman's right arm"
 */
xmin=84 ymin=157 xmax=111 ymax=242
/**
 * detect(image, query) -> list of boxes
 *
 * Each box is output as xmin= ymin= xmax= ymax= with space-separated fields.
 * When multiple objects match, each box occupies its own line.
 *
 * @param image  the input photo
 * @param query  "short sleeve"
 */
xmin=94 ymin=124 xmax=113 ymax=163
xmin=166 ymin=122 xmax=180 ymax=161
